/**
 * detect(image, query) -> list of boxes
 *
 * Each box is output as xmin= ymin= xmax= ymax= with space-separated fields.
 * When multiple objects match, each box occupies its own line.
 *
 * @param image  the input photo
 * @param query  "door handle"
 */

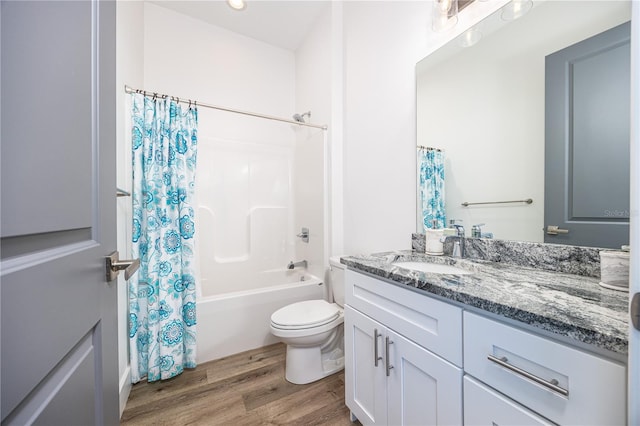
xmin=546 ymin=225 xmax=569 ymax=235
xmin=106 ymin=251 xmax=140 ymax=281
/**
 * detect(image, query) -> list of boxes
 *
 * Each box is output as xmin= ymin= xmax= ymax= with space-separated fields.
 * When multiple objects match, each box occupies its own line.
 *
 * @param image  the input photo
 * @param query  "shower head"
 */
xmin=292 ymin=111 xmax=311 ymax=123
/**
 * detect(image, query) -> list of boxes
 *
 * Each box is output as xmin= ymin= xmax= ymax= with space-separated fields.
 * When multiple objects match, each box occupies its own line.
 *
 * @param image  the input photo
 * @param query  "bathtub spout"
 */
xmin=287 ymin=260 xmax=308 ymax=270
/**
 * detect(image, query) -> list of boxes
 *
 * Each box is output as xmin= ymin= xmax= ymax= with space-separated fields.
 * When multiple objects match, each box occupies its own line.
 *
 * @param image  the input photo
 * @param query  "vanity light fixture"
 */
xmin=227 ymin=0 xmax=246 ymax=11
xmin=432 ymin=0 xmax=459 ymax=32
xmin=501 ymin=0 xmax=532 ymax=21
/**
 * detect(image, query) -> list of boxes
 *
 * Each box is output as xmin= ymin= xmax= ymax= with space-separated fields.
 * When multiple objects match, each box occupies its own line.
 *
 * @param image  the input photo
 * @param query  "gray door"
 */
xmin=1 ymin=1 xmax=118 ymax=424
xmin=545 ymin=21 xmax=631 ymax=249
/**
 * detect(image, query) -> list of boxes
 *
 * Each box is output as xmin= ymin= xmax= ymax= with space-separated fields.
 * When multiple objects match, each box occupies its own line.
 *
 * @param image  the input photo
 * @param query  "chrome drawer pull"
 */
xmin=385 ymin=337 xmax=394 ymax=377
xmin=487 ymin=355 xmax=569 ymax=397
xmin=374 ymin=329 xmax=382 ymax=367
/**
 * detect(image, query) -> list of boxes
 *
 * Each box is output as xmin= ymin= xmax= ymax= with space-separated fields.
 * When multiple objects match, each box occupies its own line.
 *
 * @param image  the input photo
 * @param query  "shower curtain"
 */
xmin=418 ymin=147 xmax=446 ymax=231
xmin=129 ymin=93 xmax=199 ymax=383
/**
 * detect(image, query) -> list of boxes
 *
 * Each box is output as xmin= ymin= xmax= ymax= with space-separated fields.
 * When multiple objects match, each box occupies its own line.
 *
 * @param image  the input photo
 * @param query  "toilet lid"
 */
xmin=271 ymin=300 xmax=340 ymax=329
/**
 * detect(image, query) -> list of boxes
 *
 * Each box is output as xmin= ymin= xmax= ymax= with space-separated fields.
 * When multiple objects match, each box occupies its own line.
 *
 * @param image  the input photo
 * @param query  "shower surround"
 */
xmin=194 ymin=111 xmax=326 ymax=363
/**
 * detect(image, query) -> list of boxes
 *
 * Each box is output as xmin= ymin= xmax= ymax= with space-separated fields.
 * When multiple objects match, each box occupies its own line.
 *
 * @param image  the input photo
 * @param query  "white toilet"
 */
xmin=270 ymin=256 xmax=345 ymax=384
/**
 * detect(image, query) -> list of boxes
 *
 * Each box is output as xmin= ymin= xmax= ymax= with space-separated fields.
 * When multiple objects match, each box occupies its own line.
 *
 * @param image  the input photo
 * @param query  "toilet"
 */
xmin=270 ymin=256 xmax=345 ymax=384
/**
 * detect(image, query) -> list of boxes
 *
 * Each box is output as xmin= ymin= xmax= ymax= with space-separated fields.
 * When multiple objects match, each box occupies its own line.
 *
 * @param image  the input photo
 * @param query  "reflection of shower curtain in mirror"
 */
xmin=418 ymin=147 xmax=446 ymax=231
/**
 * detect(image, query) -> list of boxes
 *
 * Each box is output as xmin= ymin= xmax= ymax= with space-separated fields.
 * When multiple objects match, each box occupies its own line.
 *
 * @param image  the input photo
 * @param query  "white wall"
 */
xmin=143 ymin=3 xmax=295 ymax=117
xmin=341 ymin=1 xmax=429 ymax=254
xmin=115 ymin=0 xmax=143 ymax=415
xmin=417 ymin=1 xmax=630 ymax=242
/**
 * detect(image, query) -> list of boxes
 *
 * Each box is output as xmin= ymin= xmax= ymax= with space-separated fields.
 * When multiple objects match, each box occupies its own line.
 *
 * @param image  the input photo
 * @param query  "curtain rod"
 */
xmin=124 ymin=85 xmax=328 ymax=130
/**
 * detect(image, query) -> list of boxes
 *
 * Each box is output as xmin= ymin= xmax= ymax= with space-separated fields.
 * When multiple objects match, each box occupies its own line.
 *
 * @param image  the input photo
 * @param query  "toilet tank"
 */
xmin=329 ymin=256 xmax=346 ymax=307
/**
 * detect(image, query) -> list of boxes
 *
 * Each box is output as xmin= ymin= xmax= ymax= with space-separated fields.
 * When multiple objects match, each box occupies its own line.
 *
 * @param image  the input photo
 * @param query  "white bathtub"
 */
xmin=195 ymin=273 xmax=325 ymax=364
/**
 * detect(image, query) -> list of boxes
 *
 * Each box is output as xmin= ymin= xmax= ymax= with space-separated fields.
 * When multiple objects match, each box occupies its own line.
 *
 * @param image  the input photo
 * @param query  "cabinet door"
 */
xmin=345 ymin=306 xmax=387 ymax=425
xmin=387 ymin=330 xmax=463 ymax=426
xmin=464 ymin=376 xmax=555 ymax=426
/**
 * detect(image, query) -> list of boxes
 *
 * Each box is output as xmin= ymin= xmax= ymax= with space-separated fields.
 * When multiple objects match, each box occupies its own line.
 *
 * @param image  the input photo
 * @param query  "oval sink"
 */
xmin=392 ymin=261 xmax=472 ymax=275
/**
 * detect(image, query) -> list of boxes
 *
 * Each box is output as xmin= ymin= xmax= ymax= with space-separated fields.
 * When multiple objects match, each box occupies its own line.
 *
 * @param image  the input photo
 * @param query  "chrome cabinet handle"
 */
xmin=487 ymin=355 xmax=569 ymax=396
xmin=546 ymin=225 xmax=569 ymax=235
xmin=374 ymin=329 xmax=382 ymax=367
xmin=106 ymin=251 xmax=140 ymax=281
xmin=385 ymin=337 xmax=394 ymax=376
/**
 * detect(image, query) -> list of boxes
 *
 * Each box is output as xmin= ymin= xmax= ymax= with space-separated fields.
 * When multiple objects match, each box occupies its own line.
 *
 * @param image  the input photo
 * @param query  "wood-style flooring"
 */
xmin=121 ymin=343 xmax=359 ymax=425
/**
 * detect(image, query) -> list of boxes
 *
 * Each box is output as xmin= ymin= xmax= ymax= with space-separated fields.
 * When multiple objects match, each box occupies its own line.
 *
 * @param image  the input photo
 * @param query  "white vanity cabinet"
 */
xmin=464 ymin=311 xmax=627 ymax=425
xmin=344 ymin=268 xmax=628 ymax=426
xmin=344 ymin=270 xmax=463 ymax=425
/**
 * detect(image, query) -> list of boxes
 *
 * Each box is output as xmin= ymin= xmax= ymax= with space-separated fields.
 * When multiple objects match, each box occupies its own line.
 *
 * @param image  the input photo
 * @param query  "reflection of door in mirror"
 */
xmin=545 ymin=22 xmax=630 ymax=249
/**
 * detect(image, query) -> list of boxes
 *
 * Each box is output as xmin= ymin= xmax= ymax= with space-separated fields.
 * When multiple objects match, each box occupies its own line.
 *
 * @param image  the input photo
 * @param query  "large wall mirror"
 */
xmin=416 ymin=0 xmax=631 ymax=248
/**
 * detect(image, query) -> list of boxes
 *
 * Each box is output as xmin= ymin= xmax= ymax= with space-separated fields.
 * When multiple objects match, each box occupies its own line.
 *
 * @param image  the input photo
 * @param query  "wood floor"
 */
xmin=121 ymin=343 xmax=359 ymax=425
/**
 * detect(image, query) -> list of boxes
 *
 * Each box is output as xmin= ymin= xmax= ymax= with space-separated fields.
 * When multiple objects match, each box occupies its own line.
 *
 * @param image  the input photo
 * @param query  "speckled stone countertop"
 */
xmin=341 ymin=250 xmax=629 ymax=356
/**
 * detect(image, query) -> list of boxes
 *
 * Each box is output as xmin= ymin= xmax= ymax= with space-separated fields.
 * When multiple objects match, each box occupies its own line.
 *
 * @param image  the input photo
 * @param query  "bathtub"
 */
xmin=195 ymin=272 xmax=325 ymax=364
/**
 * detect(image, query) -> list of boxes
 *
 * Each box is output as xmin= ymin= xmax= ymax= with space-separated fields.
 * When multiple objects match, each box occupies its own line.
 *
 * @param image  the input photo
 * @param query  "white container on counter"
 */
xmin=425 ymin=229 xmax=445 ymax=255
xmin=599 ymin=250 xmax=630 ymax=291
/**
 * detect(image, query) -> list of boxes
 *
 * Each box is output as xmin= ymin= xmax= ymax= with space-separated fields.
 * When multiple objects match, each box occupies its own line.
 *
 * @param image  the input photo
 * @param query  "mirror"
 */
xmin=416 ymin=1 xmax=631 ymax=244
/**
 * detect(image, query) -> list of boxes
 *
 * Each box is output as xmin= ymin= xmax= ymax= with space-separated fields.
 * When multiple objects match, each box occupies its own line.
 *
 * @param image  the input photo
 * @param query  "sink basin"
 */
xmin=392 ymin=261 xmax=472 ymax=275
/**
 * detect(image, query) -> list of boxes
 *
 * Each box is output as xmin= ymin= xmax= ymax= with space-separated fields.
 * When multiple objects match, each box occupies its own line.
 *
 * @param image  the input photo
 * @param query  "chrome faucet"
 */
xmin=287 ymin=260 xmax=308 ymax=270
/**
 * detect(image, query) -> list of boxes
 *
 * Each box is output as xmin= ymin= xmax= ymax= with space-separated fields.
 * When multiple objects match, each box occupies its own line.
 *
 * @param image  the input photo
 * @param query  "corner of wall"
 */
xmin=116 ymin=0 xmax=144 ymax=416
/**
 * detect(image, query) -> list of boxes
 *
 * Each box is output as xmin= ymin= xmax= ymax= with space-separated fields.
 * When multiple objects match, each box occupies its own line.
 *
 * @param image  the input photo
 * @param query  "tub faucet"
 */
xmin=287 ymin=260 xmax=307 ymax=270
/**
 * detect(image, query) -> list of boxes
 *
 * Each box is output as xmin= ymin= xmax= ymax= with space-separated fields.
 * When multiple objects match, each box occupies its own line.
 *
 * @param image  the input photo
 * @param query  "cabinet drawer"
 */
xmin=464 ymin=376 xmax=555 ymax=425
xmin=346 ymin=269 xmax=462 ymax=366
xmin=464 ymin=312 xmax=626 ymax=425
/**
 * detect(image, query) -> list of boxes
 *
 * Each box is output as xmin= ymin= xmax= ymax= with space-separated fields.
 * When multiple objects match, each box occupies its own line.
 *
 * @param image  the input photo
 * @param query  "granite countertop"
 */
xmin=341 ymin=250 xmax=629 ymax=356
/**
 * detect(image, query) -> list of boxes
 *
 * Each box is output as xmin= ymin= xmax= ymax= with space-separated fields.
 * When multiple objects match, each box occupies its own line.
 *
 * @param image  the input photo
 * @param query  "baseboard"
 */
xmin=119 ymin=365 xmax=132 ymax=418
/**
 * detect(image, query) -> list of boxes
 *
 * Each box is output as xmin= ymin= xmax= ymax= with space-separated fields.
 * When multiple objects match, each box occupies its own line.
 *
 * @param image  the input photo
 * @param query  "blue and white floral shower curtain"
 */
xmin=418 ymin=147 xmax=446 ymax=231
xmin=129 ymin=93 xmax=198 ymax=383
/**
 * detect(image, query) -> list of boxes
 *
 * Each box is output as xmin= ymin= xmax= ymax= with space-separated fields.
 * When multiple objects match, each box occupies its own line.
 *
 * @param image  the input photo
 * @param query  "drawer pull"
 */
xmin=487 ymin=355 xmax=569 ymax=397
xmin=374 ymin=329 xmax=382 ymax=367
xmin=385 ymin=337 xmax=394 ymax=376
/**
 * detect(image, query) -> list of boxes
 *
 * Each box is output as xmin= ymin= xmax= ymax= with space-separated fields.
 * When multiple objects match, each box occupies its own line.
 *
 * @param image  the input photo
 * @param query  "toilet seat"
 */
xmin=271 ymin=300 xmax=340 ymax=330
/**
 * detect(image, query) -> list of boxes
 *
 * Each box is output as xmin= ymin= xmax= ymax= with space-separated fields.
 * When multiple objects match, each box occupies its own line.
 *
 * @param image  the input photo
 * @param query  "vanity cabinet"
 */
xmin=464 ymin=311 xmax=627 ymax=425
xmin=344 ymin=270 xmax=463 ymax=425
xmin=344 ymin=269 xmax=627 ymax=426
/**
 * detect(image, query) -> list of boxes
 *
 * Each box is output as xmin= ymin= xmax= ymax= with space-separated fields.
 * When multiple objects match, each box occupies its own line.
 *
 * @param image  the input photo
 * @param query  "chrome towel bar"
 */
xmin=462 ymin=198 xmax=532 ymax=207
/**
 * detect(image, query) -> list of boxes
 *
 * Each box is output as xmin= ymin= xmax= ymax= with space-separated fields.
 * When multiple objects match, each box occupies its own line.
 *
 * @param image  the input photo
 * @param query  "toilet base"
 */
xmin=284 ymin=326 xmax=344 ymax=385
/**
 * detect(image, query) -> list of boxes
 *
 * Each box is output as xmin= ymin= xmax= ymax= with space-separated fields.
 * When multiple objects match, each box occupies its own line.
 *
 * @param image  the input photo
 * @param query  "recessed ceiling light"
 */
xmin=227 ymin=0 xmax=246 ymax=11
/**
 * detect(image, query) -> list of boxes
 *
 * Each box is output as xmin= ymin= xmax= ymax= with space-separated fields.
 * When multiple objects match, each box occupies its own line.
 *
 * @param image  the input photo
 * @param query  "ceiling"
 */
xmin=148 ymin=0 xmax=331 ymax=51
